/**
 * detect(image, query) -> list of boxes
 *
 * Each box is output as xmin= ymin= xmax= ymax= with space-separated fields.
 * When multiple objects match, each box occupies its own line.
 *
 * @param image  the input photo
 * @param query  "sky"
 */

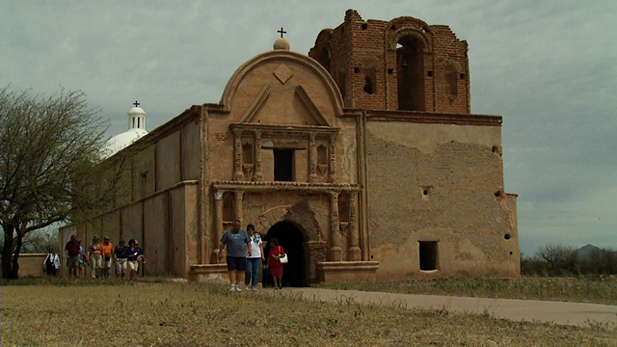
xmin=1 ymin=1 xmax=615 ymax=256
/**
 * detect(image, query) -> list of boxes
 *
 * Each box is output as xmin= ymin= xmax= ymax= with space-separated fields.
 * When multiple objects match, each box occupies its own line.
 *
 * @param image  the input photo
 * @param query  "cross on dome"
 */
xmin=277 ymin=27 xmax=287 ymax=38
xmin=133 ymin=100 xmax=140 ymax=107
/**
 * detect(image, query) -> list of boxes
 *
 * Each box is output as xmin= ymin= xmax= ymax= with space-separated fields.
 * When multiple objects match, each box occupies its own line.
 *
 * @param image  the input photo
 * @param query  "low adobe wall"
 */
xmin=2 ymin=253 xmax=48 ymax=278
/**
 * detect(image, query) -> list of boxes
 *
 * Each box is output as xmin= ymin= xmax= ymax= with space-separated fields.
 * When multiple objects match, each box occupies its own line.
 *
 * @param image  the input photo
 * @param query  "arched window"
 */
xmin=396 ymin=36 xmax=425 ymax=111
xmin=316 ymin=46 xmax=331 ymax=72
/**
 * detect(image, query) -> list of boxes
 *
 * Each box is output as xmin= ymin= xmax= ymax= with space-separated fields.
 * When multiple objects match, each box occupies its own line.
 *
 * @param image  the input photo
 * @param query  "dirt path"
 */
xmin=284 ymin=287 xmax=617 ymax=327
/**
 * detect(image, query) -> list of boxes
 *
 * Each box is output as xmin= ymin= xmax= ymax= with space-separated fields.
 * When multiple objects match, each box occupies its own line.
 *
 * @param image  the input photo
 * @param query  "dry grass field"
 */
xmin=1 ymin=280 xmax=616 ymax=346
xmin=318 ymin=276 xmax=617 ymax=305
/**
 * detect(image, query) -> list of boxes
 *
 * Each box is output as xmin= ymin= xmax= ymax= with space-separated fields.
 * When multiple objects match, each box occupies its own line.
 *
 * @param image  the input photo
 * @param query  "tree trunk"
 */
xmin=11 ymin=231 xmax=23 ymax=279
xmin=2 ymin=224 xmax=15 ymax=279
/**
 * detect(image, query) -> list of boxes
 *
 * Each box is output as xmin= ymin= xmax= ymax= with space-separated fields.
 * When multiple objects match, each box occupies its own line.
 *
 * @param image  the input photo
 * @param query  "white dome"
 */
xmin=101 ymin=128 xmax=148 ymax=158
xmin=128 ymin=107 xmax=146 ymax=116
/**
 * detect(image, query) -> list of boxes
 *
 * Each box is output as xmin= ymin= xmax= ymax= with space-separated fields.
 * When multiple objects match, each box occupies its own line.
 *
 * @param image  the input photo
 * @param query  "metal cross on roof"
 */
xmin=277 ymin=27 xmax=287 ymax=38
xmin=133 ymin=100 xmax=140 ymax=107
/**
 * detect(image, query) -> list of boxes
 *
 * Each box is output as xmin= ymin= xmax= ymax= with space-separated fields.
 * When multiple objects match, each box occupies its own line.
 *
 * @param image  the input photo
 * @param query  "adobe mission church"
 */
xmin=61 ymin=10 xmax=520 ymax=285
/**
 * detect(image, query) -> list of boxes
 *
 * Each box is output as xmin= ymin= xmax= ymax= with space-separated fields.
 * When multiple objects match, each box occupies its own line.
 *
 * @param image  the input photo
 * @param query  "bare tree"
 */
xmin=537 ymin=243 xmax=577 ymax=276
xmin=0 ymin=85 xmax=114 ymax=279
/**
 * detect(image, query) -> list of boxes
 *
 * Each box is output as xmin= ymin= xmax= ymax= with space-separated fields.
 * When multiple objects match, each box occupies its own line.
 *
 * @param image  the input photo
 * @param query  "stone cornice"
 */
xmin=365 ymin=110 xmax=502 ymax=126
xmin=212 ymin=180 xmax=359 ymax=192
xmin=229 ymin=123 xmax=340 ymax=134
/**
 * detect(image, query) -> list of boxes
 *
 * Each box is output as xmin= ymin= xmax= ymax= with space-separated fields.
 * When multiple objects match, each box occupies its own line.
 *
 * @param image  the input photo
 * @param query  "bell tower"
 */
xmin=309 ymin=10 xmax=471 ymax=114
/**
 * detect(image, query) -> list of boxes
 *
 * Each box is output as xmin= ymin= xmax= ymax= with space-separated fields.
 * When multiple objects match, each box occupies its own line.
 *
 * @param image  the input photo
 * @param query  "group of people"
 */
xmin=218 ymin=220 xmax=286 ymax=292
xmin=59 ymin=234 xmax=145 ymax=281
xmin=52 ymin=221 xmax=282 ymax=289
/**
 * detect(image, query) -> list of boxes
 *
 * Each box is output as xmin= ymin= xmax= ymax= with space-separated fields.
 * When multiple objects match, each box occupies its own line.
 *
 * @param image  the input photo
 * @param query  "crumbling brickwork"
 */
xmin=309 ymin=10 xmax=470 ymax=113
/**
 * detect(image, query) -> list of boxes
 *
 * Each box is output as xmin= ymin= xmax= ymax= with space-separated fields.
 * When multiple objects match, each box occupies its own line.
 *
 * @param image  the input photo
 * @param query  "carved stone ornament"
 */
xmin=273 ymin=63 xmax=293 ymax=84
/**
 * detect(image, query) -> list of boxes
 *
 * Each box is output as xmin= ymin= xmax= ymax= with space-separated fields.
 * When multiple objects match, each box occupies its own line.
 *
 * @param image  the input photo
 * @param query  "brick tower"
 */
xmin=309 ymin=10 xmax=470 ymax=114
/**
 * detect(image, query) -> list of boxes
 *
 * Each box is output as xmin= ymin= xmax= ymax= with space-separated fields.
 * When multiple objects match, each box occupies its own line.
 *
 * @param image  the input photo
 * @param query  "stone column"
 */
xmin=233 ymin=128 xmax=244 ymax=181
xmin=253 ymin=131 xmax=263 ymax=181
xmin=347 ymin=191 xmax=361 ymax=261
xmin=308 ymin=132 xmax=318 ymax=183
xmin=328 ymin=133 xmax=337 ymax=183
xmin=213 ymin=190 xmax=225 ymax=263
xmin=328 ymin=191 xmax=342 ymax=261
xmin=234 ymin=190 xmax=244 ymax=223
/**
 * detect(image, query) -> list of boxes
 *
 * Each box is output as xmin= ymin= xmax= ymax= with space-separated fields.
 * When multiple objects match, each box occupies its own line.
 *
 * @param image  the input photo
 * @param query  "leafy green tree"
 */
xmin=1 ymin=85 xmax=111 ymax=279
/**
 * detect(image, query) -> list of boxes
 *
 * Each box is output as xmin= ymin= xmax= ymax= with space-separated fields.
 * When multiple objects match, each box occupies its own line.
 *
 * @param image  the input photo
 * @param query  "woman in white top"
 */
xmin=245 ymin=224 xmax=264 ymax=290
xmin=43 ymin=248 xmax=60 ymax=276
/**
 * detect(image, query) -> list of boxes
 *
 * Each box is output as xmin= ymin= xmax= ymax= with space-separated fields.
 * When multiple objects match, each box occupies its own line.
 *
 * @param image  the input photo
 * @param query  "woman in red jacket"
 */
xmin=267 ymin=238 xmax=285 ymax=290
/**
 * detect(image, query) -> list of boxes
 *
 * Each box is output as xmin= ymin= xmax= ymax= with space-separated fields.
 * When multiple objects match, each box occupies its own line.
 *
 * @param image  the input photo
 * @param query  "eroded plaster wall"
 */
xmin=157 ymin=131 xmax=182 ymax=191
xmin=365 ymin=121 xmax=519 ymax=278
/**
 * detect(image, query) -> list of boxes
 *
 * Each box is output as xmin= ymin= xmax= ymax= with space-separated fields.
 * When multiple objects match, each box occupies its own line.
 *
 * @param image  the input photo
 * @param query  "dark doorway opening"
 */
xmin=274 ymin=149 xmax=294 ymax=182
xmin=263 ymin=221 xmax=306 ymax=287
xmin=419 ymin=241 xmax=438 ymax=271
xmin=396 ymin=36 xmax=425 ymax=111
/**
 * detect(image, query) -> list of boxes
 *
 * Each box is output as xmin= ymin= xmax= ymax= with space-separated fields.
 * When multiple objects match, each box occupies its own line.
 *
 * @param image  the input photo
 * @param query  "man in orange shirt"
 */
xmin=100 ymin=236 xmax=114 ymax=278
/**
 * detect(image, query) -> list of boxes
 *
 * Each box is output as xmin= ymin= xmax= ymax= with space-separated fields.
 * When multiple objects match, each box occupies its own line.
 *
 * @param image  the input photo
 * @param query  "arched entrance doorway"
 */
xmin=262 ymin=221 xmax=306 ymax=287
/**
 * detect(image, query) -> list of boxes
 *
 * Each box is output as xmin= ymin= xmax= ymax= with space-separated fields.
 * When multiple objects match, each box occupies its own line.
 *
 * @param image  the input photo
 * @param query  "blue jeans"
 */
xmin=245 ymin=258 xmax=261 ymax=288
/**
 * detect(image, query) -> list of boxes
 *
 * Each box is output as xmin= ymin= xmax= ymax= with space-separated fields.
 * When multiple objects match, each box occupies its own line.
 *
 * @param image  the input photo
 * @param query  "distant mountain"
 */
xmin=576 ymin=244 xmax=600 ymax=260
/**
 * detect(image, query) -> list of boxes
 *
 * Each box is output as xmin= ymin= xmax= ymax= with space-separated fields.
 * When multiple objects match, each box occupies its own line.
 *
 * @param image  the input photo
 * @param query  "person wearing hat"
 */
xmin=64 ymin=235 xmax=81 ymax=277
xmin=100 ymin=236 xmax=114 ymax=278
xmin=88 ymin=236 xmax=103 ymax=278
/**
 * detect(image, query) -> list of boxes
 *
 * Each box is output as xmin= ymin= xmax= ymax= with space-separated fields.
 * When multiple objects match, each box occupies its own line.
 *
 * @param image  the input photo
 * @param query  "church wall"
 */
xmin=182 ymin=184 xmax=200 ymax=275
xmin=132 ymin=145 xmax=156 ymax=200
xmin=364 ymin=120 xmax=519 ymax=278
xmin=168 ymin=184 xmax=199 ymax=277
xmin=181 ymin=121 xmax=201 ymax=181
xmin=156 ymin=131 xmax=182 ymax=191
xmin=120 ymin=202 xmax=143 ymax=243
xmin=207 ymin=113 xmax=235 ymax=181
xmin=144 ymin=192 xmax=169 ymax=276
xmin=169 ymin=187 xmax=186 ymax=277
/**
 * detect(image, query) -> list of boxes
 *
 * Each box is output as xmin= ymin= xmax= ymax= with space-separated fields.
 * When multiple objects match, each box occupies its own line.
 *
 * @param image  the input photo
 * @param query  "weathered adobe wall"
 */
xmin=103 ymin=115 xmax=201 ymax=209
xmin=365 ymin=121 xmax=519 ymax=278
xmin=59 ymin=183 xmax=199 ymax=278
xmin=5 ymin=253 xmax=47 ymax=278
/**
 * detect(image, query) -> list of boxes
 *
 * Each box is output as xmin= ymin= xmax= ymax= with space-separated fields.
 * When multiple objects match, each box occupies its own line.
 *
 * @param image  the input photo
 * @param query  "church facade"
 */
xmin=60 ymin=11 xmax=519 ymax=284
